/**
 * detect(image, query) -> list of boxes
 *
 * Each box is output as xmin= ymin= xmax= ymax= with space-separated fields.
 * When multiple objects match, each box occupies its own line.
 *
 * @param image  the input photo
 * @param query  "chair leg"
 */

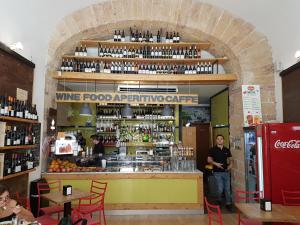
xmin=102 ymin=209 xmax=106 ymax=225
xmin=238 ymin=212 xmax=240 ymax=225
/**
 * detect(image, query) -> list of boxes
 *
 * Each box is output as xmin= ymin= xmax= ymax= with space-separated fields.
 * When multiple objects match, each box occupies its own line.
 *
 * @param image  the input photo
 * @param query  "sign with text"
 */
xmin=242 ymin=85 xmax=263 ymax=127
xmin=56 ymin=91 xmax=199 ymax=105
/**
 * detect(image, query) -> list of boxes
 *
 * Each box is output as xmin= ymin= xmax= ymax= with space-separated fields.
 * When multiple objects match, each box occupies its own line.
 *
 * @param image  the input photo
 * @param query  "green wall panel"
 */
xmin=62 ymin=179 xmax=198 ymax=204
xmin=210 ymin=89 xmax=229 ymax=127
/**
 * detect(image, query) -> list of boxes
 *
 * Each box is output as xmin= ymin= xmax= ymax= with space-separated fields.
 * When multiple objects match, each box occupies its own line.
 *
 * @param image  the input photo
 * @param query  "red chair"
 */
xmin=37 ymin=180 xmax=64 ymax=217
xmin=235 ymin=190 xmax=262 ymax=225
xmin=72 ymin=209 xmax=99 ymax=225
xmin=282 ymin=190 xmax=300 ymax=206
xmin=12 ymin=192 xmax=30 ymax=210
xmin=76 ymin=181 xmax=108 ymax=225
xmin=35 ymin=215 xmax=59 ymax=225
xmin=205 ymin=197 xmax=224 ymax=225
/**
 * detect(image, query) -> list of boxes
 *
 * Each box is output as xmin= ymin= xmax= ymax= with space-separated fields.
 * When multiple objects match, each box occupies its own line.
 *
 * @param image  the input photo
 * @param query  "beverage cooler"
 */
xmin=256 ymin=123 xmax=300 ymax=204
xmin=244 ymin=127 xmax=256 ymax=193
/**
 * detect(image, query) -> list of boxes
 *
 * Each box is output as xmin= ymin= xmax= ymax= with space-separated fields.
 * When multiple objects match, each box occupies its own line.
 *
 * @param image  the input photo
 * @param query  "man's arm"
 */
xmin=207 ymin=156 xmax=224 ymax=169
xmin=227 ymin=157 xmax=233 ymax=170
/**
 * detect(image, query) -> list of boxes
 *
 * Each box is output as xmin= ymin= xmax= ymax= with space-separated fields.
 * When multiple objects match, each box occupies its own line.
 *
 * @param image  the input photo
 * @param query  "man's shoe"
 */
xmin=225 ymin=204 xmax=233 ymax=212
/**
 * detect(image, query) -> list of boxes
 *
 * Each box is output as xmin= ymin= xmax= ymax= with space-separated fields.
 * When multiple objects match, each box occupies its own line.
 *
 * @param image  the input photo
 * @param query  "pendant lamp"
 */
xmin=80 ymin=103 xmax=92 ymax=116
xmin=122 ymin=104 xmax=133 ymax=118
xmin=162 ymin=104 xmax=172 ymax=117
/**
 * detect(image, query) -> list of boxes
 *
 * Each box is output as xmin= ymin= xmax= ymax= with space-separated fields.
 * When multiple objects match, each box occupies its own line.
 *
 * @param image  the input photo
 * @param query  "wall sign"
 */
xmin=16 ymin=88 xmax=28 ymax=101
xmin=242 ymin=85 xmax=263 ymax=127
xmin=56 ymin=91 xmax=199 ymax=105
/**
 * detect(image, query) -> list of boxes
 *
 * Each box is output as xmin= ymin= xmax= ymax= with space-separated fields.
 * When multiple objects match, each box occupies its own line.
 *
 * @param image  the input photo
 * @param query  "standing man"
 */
xmin=207 ymin=134 xmax=233 ymax=210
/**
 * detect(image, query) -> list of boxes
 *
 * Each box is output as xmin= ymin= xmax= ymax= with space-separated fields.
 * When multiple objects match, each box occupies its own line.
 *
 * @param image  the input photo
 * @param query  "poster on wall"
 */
xmin=242 ymin=85 xmax=263 ymax=127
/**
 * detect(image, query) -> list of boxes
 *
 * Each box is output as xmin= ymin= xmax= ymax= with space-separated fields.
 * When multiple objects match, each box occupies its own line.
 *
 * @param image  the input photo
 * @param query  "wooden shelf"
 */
xmin=0 ymin=145 xmax=37 ymax=151
xmin=104 ymin=144 xmax=117 ymax=147
xmin=0 ymin=116 xmax=39 ymax=124
xmin=122 ymin=142 xmax=154 ymax=147
xmin=80 ymin=40 xmax=211 ymax=49
xmin=52 ymin=71 xmax=237 ymax=85
xmin=1 ymin=168 xmax=36 ymax=180
xmin=62 ymin=55 xmax=228 ymax=64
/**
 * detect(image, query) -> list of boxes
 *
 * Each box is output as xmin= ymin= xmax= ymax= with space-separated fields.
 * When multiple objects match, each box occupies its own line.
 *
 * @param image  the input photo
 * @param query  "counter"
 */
xmin=42 ymin=170 xmax=203 ymax=213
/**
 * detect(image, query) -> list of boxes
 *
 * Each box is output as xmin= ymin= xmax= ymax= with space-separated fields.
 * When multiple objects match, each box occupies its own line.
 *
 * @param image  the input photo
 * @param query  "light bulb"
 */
xmin=294 ymin=50 xmax=300 ymax=59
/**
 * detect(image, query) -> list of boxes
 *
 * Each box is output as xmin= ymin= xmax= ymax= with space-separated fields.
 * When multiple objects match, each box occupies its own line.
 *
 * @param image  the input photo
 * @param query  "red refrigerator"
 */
xmin=256 ymin=123 xmax=300 ymax=204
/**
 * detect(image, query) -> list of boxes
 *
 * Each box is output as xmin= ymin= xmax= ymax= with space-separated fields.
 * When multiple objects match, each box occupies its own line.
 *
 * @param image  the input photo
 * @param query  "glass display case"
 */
xmin=46 ymin=142 xmax=196 ymax=173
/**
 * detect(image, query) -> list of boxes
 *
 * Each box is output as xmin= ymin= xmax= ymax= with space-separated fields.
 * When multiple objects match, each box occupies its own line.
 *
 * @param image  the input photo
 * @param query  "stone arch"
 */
xmin=44 ymin=0 xmax=276 ymax=191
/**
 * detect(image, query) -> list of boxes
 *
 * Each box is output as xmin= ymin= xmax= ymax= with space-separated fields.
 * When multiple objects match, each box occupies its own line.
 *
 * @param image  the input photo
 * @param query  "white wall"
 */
xmin=0 ymin=0 xmax=299 ymax=180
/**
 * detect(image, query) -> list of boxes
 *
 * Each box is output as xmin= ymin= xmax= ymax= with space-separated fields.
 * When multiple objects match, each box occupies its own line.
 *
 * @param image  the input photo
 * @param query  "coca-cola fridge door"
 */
xmin=268 ymin=123 xmax=300 ymax=204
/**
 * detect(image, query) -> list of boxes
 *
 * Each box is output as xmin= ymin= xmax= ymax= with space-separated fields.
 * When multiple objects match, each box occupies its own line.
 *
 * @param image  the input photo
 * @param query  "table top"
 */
xmin=41 ymin=188 xmax=92 ymax=204
xmin=235 ymin=203 xmax=300 ymax=223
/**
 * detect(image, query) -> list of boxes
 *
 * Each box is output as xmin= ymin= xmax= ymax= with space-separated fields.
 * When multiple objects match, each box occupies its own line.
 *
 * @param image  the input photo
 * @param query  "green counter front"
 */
xmin=42 ymin=172 xmax=203 ymax=212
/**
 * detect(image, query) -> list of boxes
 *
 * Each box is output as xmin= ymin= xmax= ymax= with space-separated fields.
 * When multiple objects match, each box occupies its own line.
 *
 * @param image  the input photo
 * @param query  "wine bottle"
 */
xmin=121 ymin=30 xmax=125 ymax=42
xmin=114 ymin=30 xmax=117 ymax=42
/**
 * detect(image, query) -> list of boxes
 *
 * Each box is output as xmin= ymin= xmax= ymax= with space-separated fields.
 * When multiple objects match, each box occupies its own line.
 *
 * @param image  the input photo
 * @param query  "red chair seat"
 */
xmin=36 ymin=215 xmax=59 ymax=225
xmin=76 ymin=204 xmax=102 ymax=214
xmin=40 ymin=205 xmax=64 ymax=215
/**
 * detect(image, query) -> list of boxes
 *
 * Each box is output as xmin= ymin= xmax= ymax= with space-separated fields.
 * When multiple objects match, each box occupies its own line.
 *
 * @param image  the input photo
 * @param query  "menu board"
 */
xmin=242 ymin=85 xmax=262 ymax=127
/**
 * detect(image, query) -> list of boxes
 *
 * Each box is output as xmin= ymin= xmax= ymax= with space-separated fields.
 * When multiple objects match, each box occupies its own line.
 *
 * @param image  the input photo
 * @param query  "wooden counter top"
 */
xmin=42 ymin=171 xmax=203 ymax=180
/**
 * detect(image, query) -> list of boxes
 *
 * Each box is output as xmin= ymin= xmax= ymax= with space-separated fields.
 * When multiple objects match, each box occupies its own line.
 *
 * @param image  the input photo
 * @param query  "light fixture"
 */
xmin=162 ymin=104 xmax=172 ymax=117
xmin=9 ymin=42 xmax=24 ymax=51
xmin=185 ymin=121 xmax=191 ymax=127
xmin=80 ymin=103 xmax=92 ymax=116
xmin=121 ymin=104 xmax=133 ymax=118
xmin=295 ymin=50 xmax=300 ymax=62
xmin=50 ymin=119 xmax=56 ymax=130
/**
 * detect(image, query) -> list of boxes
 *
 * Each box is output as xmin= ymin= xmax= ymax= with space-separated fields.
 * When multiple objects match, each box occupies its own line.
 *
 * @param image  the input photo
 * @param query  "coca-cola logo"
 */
xmin=274 ymin=140 xmax=300 ymax=149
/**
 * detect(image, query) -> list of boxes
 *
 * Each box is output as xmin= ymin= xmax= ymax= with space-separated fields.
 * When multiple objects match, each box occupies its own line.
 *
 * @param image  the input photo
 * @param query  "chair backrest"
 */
xmin=205 ymin=197 xmax=223 ymax=225
xmin=235 ymin=190 xmax=260 ymax=203
xmin=12 ymin=192 xmax=30 ymax=210
xmin=90 ymin=180 xmax=107 ymax=195
xmin=282 ymin=190 xmax=300 ymax=206
xmin=37 ymin=180 xmax=61 ymax=215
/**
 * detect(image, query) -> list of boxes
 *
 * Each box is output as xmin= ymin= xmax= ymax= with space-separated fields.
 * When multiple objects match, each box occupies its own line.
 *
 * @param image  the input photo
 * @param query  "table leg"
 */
xmin=64 ymin=201 xmax=72 ymax=217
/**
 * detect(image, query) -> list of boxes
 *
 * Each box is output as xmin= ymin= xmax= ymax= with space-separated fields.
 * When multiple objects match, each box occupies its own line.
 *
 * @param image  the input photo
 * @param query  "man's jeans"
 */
xmin=214 ymin=172 xmax=232 ymax=205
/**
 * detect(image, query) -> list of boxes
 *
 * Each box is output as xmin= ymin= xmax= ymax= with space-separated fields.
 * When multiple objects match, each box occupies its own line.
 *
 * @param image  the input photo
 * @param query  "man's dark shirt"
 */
xmin=208 ymin=145 xmax=232 ymax=172
xmin=93 ymin=142 xmax=105 ymax=155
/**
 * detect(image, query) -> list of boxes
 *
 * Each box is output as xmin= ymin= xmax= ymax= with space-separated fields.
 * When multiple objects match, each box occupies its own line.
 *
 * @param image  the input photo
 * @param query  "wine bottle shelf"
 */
xmin=97 ymin=131 xmax=116 ymax=134
xmin=0 ymin=116 xmax=39 ymax=124
xmin=102 ymin=118 xmax=175 ymax=122
xmin=53 ymin=71 xmax=237 ymax=84
xmin=62 ymin=55 xmax=228 ymax=64
xmin=120 ymin=142 xmax=154 ymax=147
xmin=104 ymin=144 xmax=117 ymax=147
xmin=80 ymin=40 xmax=211 ymax=49
xmin=0 ymin=145 xmax=37 ymax=151
xmin=1 ymin=168 xmax=36 ymax=180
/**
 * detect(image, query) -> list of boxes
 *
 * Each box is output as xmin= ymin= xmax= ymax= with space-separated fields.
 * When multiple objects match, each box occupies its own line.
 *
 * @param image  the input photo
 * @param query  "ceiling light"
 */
xmin=9 ymin=42 xmax=24 ymax=51
xmin=121 ymin=104 xmax=133 ymax=118
xmin=162 ymin=105 xmax=172 ymax=117
xmin=80 ymin=103 xmax=92 ymax=116
xmin=294 ymin=50 xmax=300 ymax=61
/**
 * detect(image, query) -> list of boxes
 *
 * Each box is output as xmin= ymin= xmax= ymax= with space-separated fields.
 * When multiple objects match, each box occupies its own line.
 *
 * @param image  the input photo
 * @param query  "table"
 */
xmin=235 ymin=203 xmax=300 ymax=223
xmin=42 ymin=188 xmax=92 ymax=218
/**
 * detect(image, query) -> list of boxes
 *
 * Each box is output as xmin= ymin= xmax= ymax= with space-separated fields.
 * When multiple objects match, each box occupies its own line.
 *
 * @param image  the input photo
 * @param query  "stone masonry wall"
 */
xmin=44 ymin=0 xmax=276 ymax=196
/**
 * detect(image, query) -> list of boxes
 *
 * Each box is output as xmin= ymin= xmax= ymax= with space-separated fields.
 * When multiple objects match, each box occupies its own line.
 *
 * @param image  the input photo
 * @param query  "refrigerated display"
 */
xmin=244 ymin=127 xmax=257 ymax=193
xmin=256 ymin=123 xmax=300 ymax=204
